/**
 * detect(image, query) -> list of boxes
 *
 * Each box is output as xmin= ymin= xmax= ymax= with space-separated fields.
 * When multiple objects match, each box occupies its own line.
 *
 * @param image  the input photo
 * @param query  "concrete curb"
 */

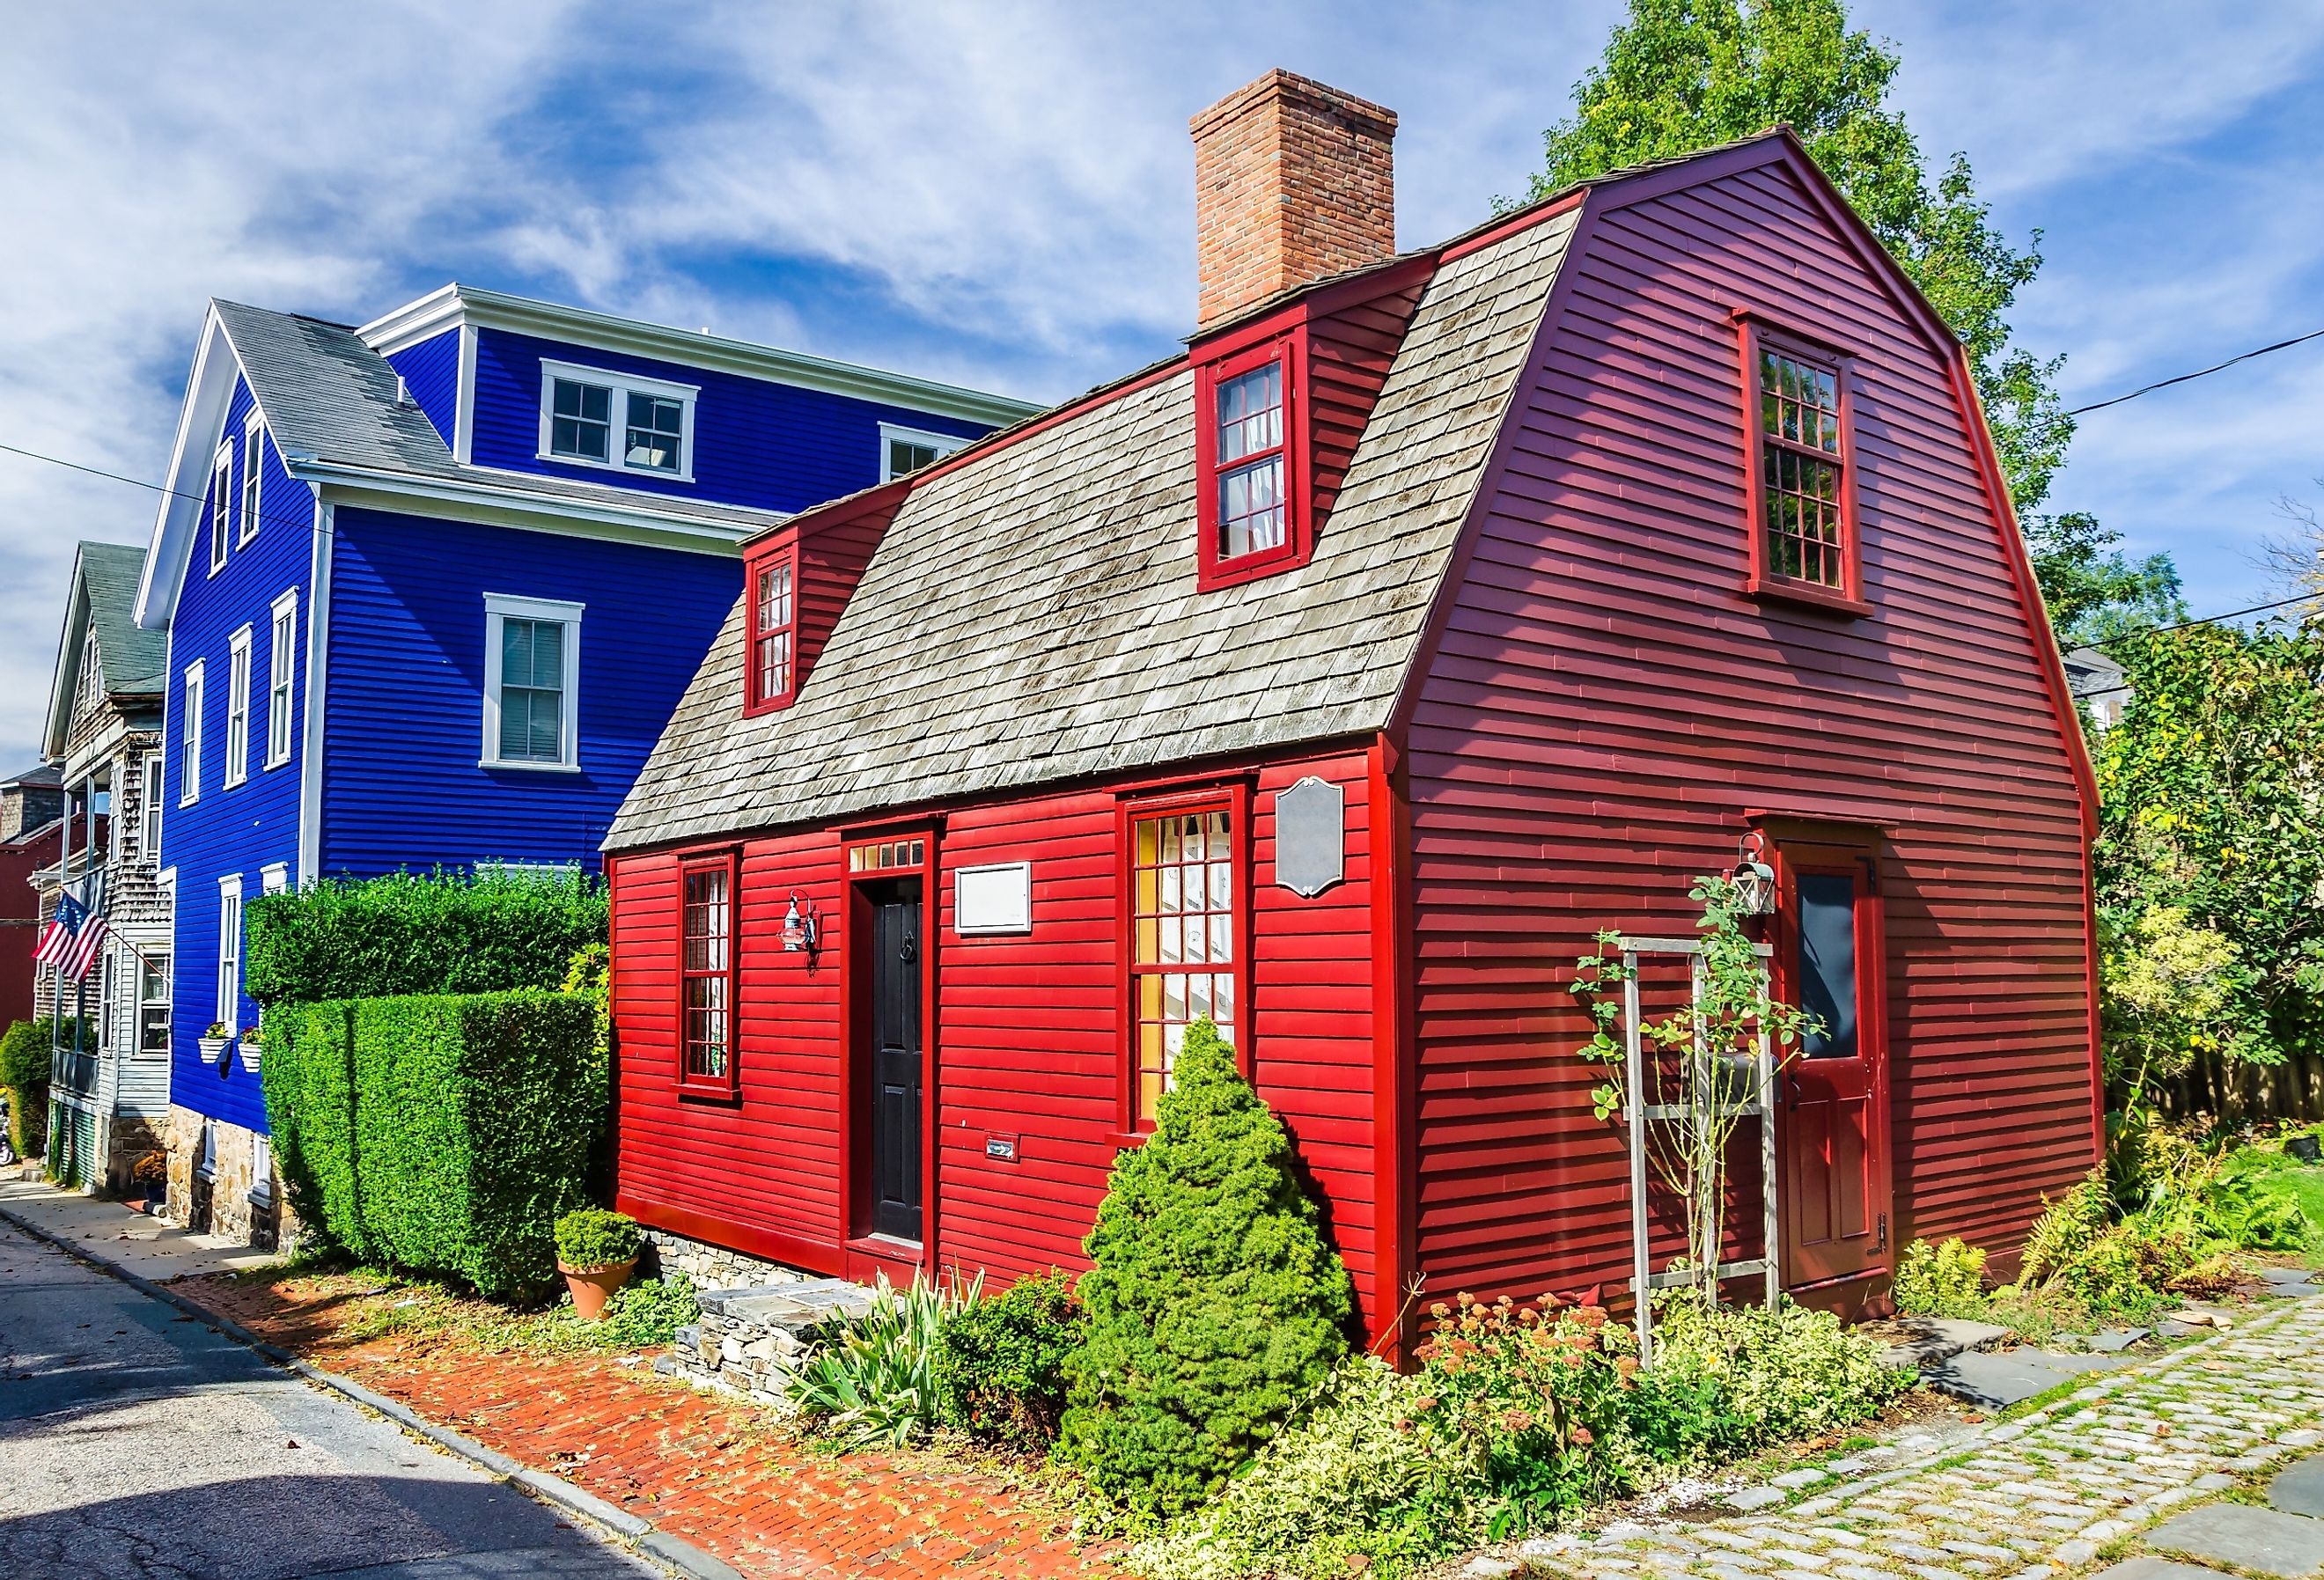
xmin=0 ymin=1202 xmax=746 ymax=1580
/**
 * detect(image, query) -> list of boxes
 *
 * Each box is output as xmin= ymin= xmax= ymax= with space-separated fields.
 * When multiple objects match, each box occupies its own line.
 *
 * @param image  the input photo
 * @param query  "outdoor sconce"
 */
xmin=781 ymin=893 xmax=820 ymax=954
xmin=1729 ymin=833 xmax=1777 ymax=917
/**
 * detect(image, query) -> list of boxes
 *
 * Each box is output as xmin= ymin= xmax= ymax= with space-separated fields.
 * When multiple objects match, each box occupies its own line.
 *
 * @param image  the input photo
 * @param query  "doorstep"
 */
xmin=658 ymin=1275 xmax=879 ymax=1406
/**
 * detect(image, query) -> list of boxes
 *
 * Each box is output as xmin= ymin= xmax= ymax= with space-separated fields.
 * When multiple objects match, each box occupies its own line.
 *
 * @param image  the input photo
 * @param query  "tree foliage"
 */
xmin=1060 ymin=1019 xmax=1352 ymax=1520
xmin=2092 ymin=620 xmax=2324 ymax=1092
xmin=1522 ymin=0 xmax=2181 ymax=643
xmin=2022 ymin=511 xmax=2188 ymax=650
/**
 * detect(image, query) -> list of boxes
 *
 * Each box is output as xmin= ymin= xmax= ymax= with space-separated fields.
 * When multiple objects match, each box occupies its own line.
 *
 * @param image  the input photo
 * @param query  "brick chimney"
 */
xmin=1190 ymin=70 xmax=1398 ymax=330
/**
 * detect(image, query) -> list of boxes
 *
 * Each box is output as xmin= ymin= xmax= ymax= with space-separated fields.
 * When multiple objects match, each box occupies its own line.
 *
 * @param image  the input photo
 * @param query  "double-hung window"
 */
xmin=1739 ymin=316 xmax=1862 ymax=608
xmin=679 ymin=854 xmax=737 ymax=1091
xmin=239 ymin=416 xmax=265 ymax=544
xmin=140 ymin=751 xmax=162 ymax=858
xmin=266 ymin=590 xmax=298 ymax=768
xmin=209 ymin=445 xmax=232 ymax=573
xmin=538 ymin=361 xmax=697 ymax=481
xmin=878 ymin=423 xmax=967 ymax=481
xmin=748 ymin=549 xmax=798 ymax=709
xmin=1194 ymin=336 xmax=1309 ymax=589
xmin=136 ymin=951 xmax=170 ymax=1055
xmin=217 ymin=875 xmax=243 ymax=1033
xmin=74 ymin=628 xmax=101 ymax=719
xmin=481 ymin=594 xmax=583 ymax=770
xmin=224 ymin=626 xmax=252 ymax=789
xmin=1124 ymin=794 xmax=1244 ymax=1130
xmin=180 ymin=662 xmax=204 ymax=805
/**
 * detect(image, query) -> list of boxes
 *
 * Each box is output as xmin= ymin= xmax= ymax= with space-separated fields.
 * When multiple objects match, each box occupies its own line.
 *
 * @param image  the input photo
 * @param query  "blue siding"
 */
xmin=467 ymin=327 xmax=993 ymax=512
xmin=164 ymin=373 xmax=310 ymax=1133
xmin=385 ymin=328 xmax=461 ymax=452
xmin=320 ymin=506 xmax=738 ymax=876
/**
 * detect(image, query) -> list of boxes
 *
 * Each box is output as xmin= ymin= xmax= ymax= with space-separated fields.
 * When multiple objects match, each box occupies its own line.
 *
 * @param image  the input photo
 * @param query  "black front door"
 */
xmin=867 ymin=879 xmax=923 ymax=1242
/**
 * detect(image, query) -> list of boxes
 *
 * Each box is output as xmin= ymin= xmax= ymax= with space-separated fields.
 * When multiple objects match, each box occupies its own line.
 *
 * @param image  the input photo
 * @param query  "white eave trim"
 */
xmin=291 ymin=457 xmax=777 ymax=555
xmin=355 ymin=283 xmax=1043 ymax=428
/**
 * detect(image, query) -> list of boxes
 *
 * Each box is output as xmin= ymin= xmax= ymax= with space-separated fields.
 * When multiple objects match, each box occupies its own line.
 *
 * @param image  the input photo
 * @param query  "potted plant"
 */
xmin=555 ymin=1207 xmax=643 ymax=1320
xmin=238 ymin=1019 xmax=263 ymax=1074
xmin=131 ymin=1149 xmax=167 ymax=1209
xmin=198 ymin=1022 xmax=232 ymax=1066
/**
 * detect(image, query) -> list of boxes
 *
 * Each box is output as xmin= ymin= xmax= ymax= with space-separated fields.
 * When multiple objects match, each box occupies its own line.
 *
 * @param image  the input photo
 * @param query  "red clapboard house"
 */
xmin=601 ymin=70 xmax=2099 ymax=1344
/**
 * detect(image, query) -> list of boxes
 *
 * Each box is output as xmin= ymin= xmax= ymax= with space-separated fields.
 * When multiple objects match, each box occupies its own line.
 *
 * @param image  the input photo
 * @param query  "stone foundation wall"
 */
xmin=103 ymin=1115 xmax=165 ymax=1198
xmin=163 ymin=1105 xmax=300 ymax=1250
xmin=656 ymin=1277 xmax=874 ymax=1409
xmin=642 ymin=1226 xmax=798 ymax=1290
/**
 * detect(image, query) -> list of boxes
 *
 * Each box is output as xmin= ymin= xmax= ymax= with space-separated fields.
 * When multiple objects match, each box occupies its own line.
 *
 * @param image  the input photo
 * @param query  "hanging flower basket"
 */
xmin=238 ymin=1025 xmax=263 ymax=1074
xmin=199 ymin=1025 xmax=231 ymax=1068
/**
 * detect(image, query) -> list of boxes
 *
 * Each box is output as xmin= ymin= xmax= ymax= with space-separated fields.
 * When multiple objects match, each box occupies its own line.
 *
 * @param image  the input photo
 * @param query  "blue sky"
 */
xmin=1 ymin=0 xmax=2320 ymax=771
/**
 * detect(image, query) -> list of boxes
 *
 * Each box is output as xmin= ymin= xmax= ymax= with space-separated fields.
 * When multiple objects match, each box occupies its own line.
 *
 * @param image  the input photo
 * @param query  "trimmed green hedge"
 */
xmin=1 ymin=1017 xmax=82 ymax=1159
xmin=246 ymin=870 xmax=607 ymax=1006
xmin=264 ymin=989 xmax=606 ymax=1294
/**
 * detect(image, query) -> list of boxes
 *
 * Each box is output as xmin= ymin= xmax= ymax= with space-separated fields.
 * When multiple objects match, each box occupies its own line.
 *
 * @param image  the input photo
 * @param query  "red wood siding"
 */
xmin=612 ymin=748 xmax=1393 ymax=1332
xmin=1399 ymin=158 xmax=2094 ymax=1304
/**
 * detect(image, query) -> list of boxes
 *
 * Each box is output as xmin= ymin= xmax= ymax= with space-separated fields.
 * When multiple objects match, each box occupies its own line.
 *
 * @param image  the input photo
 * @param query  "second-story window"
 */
xmin=239 ymin=416 xmax=265 ymax=544
xmin=539 ymin=361 xmax=696 ymax=481
xmin=1195 ymin=336 xmax=1310 ymax=591
xmin=750 ymin=552 xmax=798 ymax=709
xmin=209 ymin=445 xmax=232 ymax=574
xmin=1739 ymin=316 xmax=1861 ymax=607
xmin=267 ymin=589 xmax=298 ymax=768
xmin=180 ymin=661 xmax=204 ymax=805
xmin=481 ymin=593 xmax=583 ymax=771
xmin=140 ymin=750 xmax=162 ymax=858
xmin=217 ymin=874 xmax=243 ymax=1033
xmin=879 ymin=423 xmax=968 ymax=481
xmin=74 ymin=628 xmax=100 ymax=719
xmin=224 ymin=626 xmax=252 ymax=789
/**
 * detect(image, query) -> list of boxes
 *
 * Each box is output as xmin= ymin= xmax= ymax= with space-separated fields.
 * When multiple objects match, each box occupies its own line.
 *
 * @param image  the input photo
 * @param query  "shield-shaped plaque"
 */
xmin=1274 ymin=776 xmax=1345 ymax=897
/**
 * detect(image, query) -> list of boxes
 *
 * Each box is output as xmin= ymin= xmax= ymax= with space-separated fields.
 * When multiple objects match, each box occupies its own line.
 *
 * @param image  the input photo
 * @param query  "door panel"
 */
xmin=1777 ymin=849 xmax=1891 ymax=1290
xmin=866 ymin=879 xmax=923 ymax=1243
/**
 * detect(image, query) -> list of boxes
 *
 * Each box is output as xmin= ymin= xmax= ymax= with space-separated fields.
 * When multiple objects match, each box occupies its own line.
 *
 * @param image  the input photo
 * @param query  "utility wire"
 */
xmin=2078 ymin=593 xmax=2316 ymax=656
xmin=2065 ymin=326 xmax=2324 ymax=416
xmin=0 ymin=439 xmax=325 ymax=539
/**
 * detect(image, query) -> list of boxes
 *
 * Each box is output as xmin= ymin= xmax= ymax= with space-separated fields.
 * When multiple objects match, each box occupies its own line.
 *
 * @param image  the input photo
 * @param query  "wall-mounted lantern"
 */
xmin=781 ymin=893 xmax=820 ymax=954
xmin=1729 ymin=832 xmax=1777 ymax=917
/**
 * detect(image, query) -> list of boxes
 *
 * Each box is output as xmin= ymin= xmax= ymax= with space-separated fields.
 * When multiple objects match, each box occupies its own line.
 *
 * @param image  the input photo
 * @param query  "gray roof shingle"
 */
xmin=605 ymin=208 xmax=1579 ymax=852
xmin=77 ymin=540 xmax=166 ymax=695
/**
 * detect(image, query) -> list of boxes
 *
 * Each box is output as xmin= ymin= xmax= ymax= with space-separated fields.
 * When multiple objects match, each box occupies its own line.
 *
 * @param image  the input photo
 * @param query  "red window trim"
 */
xmin=1114 ymin=781 xmax=1253 ymax=1140
xmin=1735 ymin=312 xmax=1870 ymax=617
xmin=676 ymin=848 xmax=741 ymax=1099
xmin=1194 ymin=333 xmax=1313 ymax=592
xmin=742 ymin=539 xmax=801 ymax=716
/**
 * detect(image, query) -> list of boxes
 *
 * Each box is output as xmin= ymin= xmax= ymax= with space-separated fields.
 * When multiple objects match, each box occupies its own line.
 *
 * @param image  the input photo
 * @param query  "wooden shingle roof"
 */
xmin=607 ymin=207 xmax=1579 ymax=852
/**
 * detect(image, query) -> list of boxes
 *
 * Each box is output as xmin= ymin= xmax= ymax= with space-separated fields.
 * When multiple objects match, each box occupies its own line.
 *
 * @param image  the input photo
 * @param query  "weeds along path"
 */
xmin=1520 ymin=1296 xmax=2324 ymax=1580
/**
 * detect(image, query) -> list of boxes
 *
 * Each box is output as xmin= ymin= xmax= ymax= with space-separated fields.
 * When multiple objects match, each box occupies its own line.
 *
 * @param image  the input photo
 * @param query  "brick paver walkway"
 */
xmin=173 ymin=1271 xmax=1121 ymax=1580
xmin=1521 ymin=1293 xmax=2324 ymax=1580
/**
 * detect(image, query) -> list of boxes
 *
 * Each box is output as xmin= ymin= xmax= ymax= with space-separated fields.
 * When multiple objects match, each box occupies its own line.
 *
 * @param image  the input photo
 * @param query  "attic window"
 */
xmin=879 ymin=423 xmax=967 ymax=481
xmin=1195 ymin=335 xmax=1311 ymax=591
xmin=539 ymin=359 xmax=697 ymax=481
xmin=748 ymin=549 xmax=799 ymax=711
xmin=1738 ymin=316 xmax=1864 ymax=613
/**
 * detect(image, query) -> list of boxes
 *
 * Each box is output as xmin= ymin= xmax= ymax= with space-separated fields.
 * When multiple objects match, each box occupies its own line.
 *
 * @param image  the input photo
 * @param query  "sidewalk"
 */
xmin=0 ymin=1177 xmax=282 ymax=1282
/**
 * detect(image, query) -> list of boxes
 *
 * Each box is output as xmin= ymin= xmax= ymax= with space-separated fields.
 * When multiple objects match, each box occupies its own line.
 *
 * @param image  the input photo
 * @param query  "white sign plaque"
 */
xmin=954 ymin=861 xmax=1033 ymax=934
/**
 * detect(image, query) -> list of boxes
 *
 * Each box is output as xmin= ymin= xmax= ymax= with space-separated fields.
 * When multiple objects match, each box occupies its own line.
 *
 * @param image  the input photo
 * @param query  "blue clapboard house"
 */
xmin=130 ymin=284 xmax=1038 ymax=1240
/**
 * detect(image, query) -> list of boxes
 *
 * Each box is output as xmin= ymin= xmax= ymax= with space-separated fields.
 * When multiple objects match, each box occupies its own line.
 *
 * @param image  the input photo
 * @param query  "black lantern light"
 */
xmin=1729 ymin=833 xmax=1776 ymax=916
xmin=781 ymin=893 xmax=820 ymax=953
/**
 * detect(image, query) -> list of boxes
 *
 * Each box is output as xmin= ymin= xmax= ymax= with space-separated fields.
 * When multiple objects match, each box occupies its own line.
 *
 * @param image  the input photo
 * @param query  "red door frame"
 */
xmin=1765 ymin=827 xmax=1894 ymax=1301
xmin=836 ymin=824 xmax=941 ymax=1286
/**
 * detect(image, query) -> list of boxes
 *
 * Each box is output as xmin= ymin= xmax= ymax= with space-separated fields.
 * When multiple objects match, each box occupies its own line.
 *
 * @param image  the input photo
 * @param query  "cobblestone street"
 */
xmin=1519 ymin=1292 xmax=2324 ymax=1580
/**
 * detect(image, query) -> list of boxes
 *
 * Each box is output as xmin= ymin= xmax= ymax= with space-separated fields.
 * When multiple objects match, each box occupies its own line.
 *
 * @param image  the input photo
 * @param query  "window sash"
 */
xmin=181 ymin=666 xmax=204 ymax=803
xmin=496 ymin=617 xmax=566 ymax=762
xmin=268 ymin=601 xmax=296 ymax=765
xmin=1742 ymin=327 xmax=1856 ymax=598
xmin=1127 ymin=805 xmax=1238 ymax=1128
xmin=1213 ymin=360 xmax=1288 ymax=562
xmin=217 ymin=883 xmax=242 ymax=1031
xmin=239 ymin=427 xmax=263 ymax=543
xmin=138 ymin=952 xmax=170 ymax=1055
xmin=210 ymin=456 xmax=232 ymax=571
xmin=224 ymin=636 xmax=250 ymax=786
xmin=141 ymin=753 xmax=162 ymax=856
xmin=752 ymin=557 xmax=798 ymax=704
xmin=549 ymin=378 xmax=613 ymax=461
xmin=680 ymin=862 xmax=735 ymax=1085
xmin=626 ymin=392 xmax=684 ymax=472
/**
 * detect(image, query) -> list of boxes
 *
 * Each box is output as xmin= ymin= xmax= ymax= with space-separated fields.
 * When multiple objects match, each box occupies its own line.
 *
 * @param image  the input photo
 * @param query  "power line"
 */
xmin=2065 ymin=326 xmax=2324 ymax=417
xmin=0 ymin=439 xmax=325 ymax=539
xmin=2078 ymin=593 xmax=2314 ymax=656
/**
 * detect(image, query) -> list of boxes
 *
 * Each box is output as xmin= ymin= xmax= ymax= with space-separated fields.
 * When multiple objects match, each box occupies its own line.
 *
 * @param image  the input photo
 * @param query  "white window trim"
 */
xmin=266 ymin=587 xmax=298 ymax=769
xmin=208 ymin=444 xmax=233 ymax=574
xmin=180 ymin=661 xmax=204 ymax=805
xmin=261 ymin=862 xmax=289 ymax=895
xmin=216 ymin=873 xmax=243 ymax=1034
xmin=480 ymin=592 xmax=584 ymax=772
xmin=223 ymin=625 xmax=253 ymax=789
xmin=239 ymin=413 xmax=266 ymax=546
xmin=140 ymin=750 xmax=163 ymax=860
xmin=535 ymin=358 xmax=699 ymax=482
xmin=136 ymin=946 xmax=171 ymax=1058
xmin=879 ymin=421 xmax=969 ymax=481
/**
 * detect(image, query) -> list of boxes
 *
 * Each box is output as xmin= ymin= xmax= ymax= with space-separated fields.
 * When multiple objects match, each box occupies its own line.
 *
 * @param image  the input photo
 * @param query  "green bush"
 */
xmin=1060 ymin=1019 xmax=1353 ymax=1520
xmin=934 ymin=1268 xmax=1083 ymax=1451
xmin=1633 ymin=1294 xmax=1911 ymax=1463
xmin=1893 ymin=1237 xmax=1989 ymax=1317
xmin=246 ymin=869 xmax=607 ymax=1006
xmin=555 ymin=1208 xmax=641 ymax=1269
xmin=784 ymin=1273 xmax=975 ymax=1449
xmin=262 ymin=989 xmax=605 ymax=1294
xmin=0 ymin=1017 xmax=81 ymax=1159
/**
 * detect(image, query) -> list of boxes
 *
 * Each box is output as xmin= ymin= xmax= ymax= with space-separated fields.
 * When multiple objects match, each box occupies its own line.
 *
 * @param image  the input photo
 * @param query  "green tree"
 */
xmin=1522 ymin=0 xmax=2181 ymax=642
xmin=2023 ymin=512 xmax=2187 ymax=650
xmin=1060 ymin=1019 xmax=1352 ymax=1519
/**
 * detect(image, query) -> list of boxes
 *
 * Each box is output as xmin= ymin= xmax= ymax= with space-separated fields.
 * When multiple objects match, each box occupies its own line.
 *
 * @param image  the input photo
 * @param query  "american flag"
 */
xmin=33 ymin=873 xmax=107 ymax=982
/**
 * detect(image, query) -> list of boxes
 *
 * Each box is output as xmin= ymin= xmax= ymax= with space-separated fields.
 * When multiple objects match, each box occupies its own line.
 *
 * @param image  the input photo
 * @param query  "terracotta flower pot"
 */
xmin=559 ymin=1257 xmax=637 ymax=1320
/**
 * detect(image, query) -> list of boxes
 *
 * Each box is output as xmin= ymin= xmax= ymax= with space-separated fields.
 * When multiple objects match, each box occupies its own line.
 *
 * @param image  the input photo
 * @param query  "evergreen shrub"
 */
xmin=0 ymin=1017 xmax=80 ymax=1158
xmin=264 ymin=988 xmax=604 ymax=1293
xmin=1060 ymin=1018 xmax=1352 ymax=1519
xmin=934 ymin=1268 xmax=1083 ymax=1451
xmin=555 ymin=1207 xmax=642 ymax=1269
xmin=246 ymin=869 xmax=606 ymax=1005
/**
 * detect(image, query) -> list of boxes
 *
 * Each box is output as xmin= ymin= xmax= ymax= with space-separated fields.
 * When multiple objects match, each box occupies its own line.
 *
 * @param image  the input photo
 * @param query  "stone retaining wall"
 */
xmin=656 ymin=1277 xmax=875 ymax=1410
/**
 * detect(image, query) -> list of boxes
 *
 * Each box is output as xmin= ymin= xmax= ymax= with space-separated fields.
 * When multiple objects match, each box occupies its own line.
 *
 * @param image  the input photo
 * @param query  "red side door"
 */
xmin=1774 ymin=843 xmax=1893 ymax=1293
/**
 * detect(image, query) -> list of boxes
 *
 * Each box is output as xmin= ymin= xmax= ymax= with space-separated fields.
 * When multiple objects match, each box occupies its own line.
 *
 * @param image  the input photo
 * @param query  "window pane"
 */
xmin=626 ymin=393 xmax=683 ymax=472
xmin=549 ymin=380 xmax=611 ymax=460
xmin=1795 ymin=872 xmax=1860 ymax=1060
xmin=1217 ymin=362 xmax=1283 ymax=463
xmin=1218 ymin=455 xmax=1285 ymax=560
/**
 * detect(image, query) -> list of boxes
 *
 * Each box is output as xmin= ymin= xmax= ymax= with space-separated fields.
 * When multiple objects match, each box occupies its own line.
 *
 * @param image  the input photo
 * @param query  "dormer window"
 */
xmin=1737 ymin=314 xmax=1865 ymax=614
xmin=746 ymin=547 xmax=800 ymax=712
xmin=538 ymin=360 xmax=697 ymax=481
xmin=1194 ymin=335 xmax=1311 ymax=591
xmin=879 ymin=423 xmax=969 ymax=481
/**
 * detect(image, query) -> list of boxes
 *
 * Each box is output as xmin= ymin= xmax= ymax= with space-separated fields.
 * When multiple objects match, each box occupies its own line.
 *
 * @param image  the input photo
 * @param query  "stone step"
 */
xmin=1867 ymin=1316 xmax=2014 ymax=1369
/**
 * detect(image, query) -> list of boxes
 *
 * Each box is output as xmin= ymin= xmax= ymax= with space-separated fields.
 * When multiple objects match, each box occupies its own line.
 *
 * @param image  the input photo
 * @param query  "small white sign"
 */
xmin=954 ymin=861 xmax=1033 ymax=935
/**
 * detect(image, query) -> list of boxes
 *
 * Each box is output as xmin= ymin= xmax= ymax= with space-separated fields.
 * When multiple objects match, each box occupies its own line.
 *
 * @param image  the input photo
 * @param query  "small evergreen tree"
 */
xmin=1059 ymin=1019 xmax=1352 ymax=1518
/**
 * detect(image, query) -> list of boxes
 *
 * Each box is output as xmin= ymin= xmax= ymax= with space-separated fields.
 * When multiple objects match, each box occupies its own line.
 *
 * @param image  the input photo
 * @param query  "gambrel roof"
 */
xmin=607 ymin=206 xmax=1580 ymax=851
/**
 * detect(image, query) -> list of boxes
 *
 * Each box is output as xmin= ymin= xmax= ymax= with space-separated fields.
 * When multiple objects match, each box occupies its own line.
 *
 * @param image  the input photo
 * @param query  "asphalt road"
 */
xmin=0 ymin=1217 xmax=658 ymax=1580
